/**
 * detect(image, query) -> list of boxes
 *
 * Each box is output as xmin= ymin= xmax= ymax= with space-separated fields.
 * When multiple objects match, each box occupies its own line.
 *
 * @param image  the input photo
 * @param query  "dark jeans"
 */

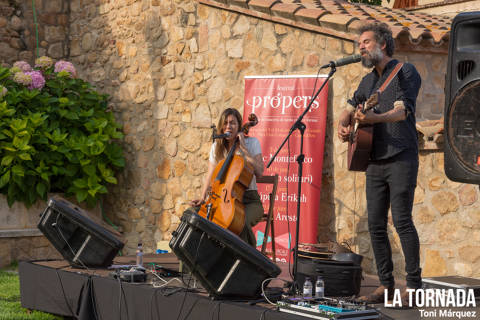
xmin=366 ymin=150 xmax=422 ymax=289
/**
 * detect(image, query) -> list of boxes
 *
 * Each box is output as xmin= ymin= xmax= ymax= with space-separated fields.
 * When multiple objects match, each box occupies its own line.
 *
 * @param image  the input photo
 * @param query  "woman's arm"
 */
xmin=238 ymin=135 xmax=264 ymax=178
xmin=190 ymin=161 xmax=216 ymax=206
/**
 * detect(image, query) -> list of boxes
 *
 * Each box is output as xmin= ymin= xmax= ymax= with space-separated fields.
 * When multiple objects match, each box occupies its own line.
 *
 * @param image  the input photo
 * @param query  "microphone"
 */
xmin=213 ymin=132 xmax=231 ymax=140
xmin=321 ymin=54 xmax=361 ymax=69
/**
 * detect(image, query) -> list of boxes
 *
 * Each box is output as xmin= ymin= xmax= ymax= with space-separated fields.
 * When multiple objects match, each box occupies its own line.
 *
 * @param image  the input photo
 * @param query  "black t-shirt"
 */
xmin=348 ymin=59 xmax=422 ymax=160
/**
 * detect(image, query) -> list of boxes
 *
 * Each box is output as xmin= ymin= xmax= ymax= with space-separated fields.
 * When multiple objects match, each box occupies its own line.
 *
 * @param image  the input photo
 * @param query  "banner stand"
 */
xmin=266 ymin=66 xmax=337 ymax=294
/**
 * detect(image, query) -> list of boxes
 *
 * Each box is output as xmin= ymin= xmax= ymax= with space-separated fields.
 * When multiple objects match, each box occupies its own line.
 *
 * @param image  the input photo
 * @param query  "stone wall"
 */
xmin=0 ymin=0 xmax=69 ymax=65
xmin=0 ymin=195 xmax=62 ymax=267
xmin=0 ymin=0 xmax=69 ymax=267
xmin=1 ymin=0 xmax=479 ymax=280
xmin=68 ymin=0 xmax=365 ymax=253
xmin=0 ymin=192 xmax=102 ymax=267
xmin=0 ymin=236 xmax=61 ymax=267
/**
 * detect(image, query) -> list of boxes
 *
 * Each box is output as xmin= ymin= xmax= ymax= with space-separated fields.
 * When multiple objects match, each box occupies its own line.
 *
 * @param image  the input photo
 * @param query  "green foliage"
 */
xmin=0 ymin=270 xmax=62 ymax=320
xmin=0 ymin=62 xmax=125 ymax=208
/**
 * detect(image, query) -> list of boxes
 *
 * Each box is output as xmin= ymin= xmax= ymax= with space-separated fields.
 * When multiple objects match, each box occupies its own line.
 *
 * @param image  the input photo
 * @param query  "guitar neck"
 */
xmin=361 ymin=101 xmax=374 ymax=114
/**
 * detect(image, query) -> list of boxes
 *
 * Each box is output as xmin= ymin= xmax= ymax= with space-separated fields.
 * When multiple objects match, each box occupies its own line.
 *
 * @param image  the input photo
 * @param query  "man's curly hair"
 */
xmin=359 ymin=22 xmax=395 ymax=57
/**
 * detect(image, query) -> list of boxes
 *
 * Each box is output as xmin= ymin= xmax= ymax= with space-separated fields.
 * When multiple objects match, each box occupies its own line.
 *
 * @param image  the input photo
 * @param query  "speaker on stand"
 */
xmin=38 ymin=196 xmax=124 ymax=267
xmin=444 ymin=12 xmax=480 ymax=184
xmin=169 ymin=209 xmax=281 ymax=299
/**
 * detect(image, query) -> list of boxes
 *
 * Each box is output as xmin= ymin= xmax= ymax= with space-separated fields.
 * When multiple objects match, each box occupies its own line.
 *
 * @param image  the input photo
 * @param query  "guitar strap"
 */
xmin=376 ymin=62 xmax=404 ymax=94
xmin=363 ymin=62 xmax=404 ymax=110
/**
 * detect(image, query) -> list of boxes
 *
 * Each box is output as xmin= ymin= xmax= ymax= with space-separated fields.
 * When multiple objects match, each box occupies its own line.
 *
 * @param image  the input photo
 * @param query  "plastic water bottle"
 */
xmin=315 ymin=276 xmax=325 ymax=298
xmin=136 ymin=242 xmax=143 ymax=267
xmin=303 ymin=277 xmax=313 ymax=297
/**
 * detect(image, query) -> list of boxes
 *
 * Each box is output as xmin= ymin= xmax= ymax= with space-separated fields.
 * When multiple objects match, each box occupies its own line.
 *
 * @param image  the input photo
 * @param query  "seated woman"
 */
xmin=190 ymin=108 xmax=264 ymax=246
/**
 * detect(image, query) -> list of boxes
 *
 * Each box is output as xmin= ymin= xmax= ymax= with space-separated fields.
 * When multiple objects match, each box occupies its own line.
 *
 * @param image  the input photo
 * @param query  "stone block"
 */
xmin=164 ymin=139 xmax=177 ymax=157
xmin=45 ymin=0 xmax=64 ymax=13
xmin=45 ymin=25 xmax=66 ymax=42
xmin=232 ymin=15 xmax=250 ymax=36
xmin=192 ymin=103 xmax=211 ymax=128
xmin=47 ymin=42 xmax=64 ymax=59
xmin=128 ymin=207 xmax=142 ymax=220
xmin=423 ymin=249 xmax=447 ymax=277
xmin=432 ymin=191 xmax=458 ymax=215
xmin=156 ymin=158 xmax=171 ymax=179
xmin=150 ymin=199 xmax=162 ymax=214
xmin=162 ymin=194 xmax=174 ymax=210
xmin=414 ymin=206 xmax=435 ymax=224
xmin=459 ymin=246 xmax=480 ymax=263
xmin=143 ymin=135 xmax=155 ymax=152
xmin=151 ymin=182 xmax=166 ymax=200
xmin=261 ymin=27 xmax=277 ymax=51
xmin=459 ymin=184 xmax=478 ymax=206
xmin=173 ymin=161 xmax=186 ymax=177
xmin=266 ymin=53 xmax=286 ymax=72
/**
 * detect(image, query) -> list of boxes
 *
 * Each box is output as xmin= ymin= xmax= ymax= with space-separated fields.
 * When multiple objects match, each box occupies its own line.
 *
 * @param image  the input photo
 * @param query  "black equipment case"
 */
xmin=38 ymin=197 xmax=124 ymax=267
xmin=169 ymin=210 xmax=281 ymax=299
xmin=297 ymin=257 xmax=362 ymax=296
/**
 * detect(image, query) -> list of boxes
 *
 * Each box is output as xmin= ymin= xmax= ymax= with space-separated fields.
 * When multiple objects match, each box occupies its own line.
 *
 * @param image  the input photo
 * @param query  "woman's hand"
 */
xmin=190 ymin=199 xmax=204 ymax=207
xmin=193 ymin=162 xmax=215 ymax=208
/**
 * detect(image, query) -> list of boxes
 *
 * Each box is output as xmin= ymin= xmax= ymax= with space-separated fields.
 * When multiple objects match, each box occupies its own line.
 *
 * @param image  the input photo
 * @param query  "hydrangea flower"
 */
xmin=0 ymin=85 xmax=7 ymax=99
xmin=35 ymin=56 xmax=54 ymax=69
xmin=13 ymin=61 xmax=32 ymax=72
xmin=54 ymin=60 xmax=76 ymax=77
xmin=13 ymin=72 xmax=32 ymax=86
xmin=9 ymin=66 xmax=21 ymax=74
xmin=25 ymin=70 xmax=45 ymax=90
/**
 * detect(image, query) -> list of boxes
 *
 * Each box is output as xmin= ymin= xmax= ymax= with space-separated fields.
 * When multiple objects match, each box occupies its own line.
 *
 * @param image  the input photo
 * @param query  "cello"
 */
xmin=197 ymin=114 xmax=258 ymax=235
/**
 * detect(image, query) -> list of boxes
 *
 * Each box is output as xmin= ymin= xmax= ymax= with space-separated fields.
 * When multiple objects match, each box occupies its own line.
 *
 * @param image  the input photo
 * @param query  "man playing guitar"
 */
xmin=337 ymin=22 xmax=422 ymax=305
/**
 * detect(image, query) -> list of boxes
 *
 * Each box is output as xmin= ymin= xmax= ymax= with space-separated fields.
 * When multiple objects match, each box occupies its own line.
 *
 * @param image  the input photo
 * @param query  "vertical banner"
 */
xmin=244 ymin=75 xmax=328 ymax=263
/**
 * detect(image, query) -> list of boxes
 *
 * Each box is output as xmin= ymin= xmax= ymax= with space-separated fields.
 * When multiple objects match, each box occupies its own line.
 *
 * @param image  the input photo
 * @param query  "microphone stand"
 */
xmin=266 ymin=65 xmax=337 ymax=293
xmin=211 ymin=125 xmax=217 ymax=143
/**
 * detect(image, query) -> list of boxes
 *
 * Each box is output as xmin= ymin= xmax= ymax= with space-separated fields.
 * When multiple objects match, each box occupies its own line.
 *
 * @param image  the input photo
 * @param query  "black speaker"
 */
xmin=169 ymin=210 xmax=281 ymax=299
xmin=38 ymin=197 xmax=124 ymax=267
xmin=444 ymin=12 xmax=480 ymax=184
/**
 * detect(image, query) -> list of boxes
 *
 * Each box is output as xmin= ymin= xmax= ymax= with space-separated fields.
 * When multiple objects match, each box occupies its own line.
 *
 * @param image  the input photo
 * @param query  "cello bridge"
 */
xmin=210 ymin=192 xmax=220 ymax=199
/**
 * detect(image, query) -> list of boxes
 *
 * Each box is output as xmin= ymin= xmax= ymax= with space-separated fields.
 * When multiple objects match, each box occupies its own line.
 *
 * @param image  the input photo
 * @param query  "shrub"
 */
xmin=0 ymin=57 xmax=125 ymax=207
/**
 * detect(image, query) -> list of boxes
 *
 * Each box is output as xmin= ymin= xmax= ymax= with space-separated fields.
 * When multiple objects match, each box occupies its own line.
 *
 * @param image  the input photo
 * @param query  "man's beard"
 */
xmin=361 ymin=45 xmax=384 ymax=68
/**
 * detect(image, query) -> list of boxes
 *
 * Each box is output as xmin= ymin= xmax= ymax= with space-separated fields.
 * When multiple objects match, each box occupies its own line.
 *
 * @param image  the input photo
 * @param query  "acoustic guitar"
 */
xmin=347 ymin=93 xmax=378 ymax=172
xmin=347 ymin=62 xmax=404 ymax=172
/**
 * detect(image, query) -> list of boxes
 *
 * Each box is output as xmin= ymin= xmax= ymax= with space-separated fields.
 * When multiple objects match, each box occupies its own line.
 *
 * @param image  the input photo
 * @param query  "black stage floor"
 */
xmin=19 ymin=254 xmax=479 ymax=320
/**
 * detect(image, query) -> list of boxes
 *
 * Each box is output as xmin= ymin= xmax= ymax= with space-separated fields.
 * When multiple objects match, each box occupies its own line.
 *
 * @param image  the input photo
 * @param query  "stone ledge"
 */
xmin=0 ymin=229 xmax=43 ymax=238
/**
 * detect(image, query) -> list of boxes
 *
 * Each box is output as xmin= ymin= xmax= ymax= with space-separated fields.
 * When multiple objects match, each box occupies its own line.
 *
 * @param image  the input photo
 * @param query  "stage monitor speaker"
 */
xmin=444 ymin=12 xmax=480 ymax=184
xmin=169 ymin=210 xmax=281 ymax=299
xmin=38 ymin=196 xmax=124 ymax=267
